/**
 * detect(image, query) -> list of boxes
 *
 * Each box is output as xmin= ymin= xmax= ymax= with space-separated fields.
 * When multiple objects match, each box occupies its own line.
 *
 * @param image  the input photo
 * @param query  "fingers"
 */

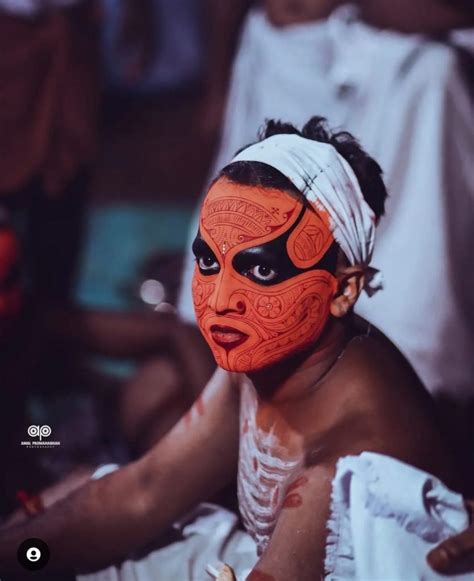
xmin=206 ymin=563 xmax=237 ymax=581
xmin=428 ymin=527 xmax=474 ymax=575
xmin=217 ymin=564 xmax=237 ymax=581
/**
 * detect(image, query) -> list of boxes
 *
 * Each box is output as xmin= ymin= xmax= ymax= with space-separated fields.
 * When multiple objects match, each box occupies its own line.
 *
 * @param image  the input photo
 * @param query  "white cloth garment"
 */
xmin=178 ymin=6 xmax=474 ymax=405
xmin=76 ymin=503 xmax=258 ymax=581
xmin=79 ymin=464 xmax=258 ymax=580
xmin=232 ymin=134 xmax=381 ymax=294
xmin=79 ymin=456 xmax=472 ymax=580
xmin=326 ymin=452 xmax=473 ymax=580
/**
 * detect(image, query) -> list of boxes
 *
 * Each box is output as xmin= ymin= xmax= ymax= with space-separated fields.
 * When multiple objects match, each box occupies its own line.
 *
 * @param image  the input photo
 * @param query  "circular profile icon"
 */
xmin=17 ymin=538 xmax=50 ymax=571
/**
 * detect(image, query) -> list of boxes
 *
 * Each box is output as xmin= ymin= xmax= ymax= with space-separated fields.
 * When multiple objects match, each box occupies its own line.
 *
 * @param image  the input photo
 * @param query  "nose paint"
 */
xmin=192 ymin=180 xmax=337 ymax=372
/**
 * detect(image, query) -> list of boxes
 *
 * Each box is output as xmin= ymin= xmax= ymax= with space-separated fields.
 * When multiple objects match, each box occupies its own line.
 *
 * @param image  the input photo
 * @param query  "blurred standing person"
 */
xmin=0 ymin=0 xmax=157 ymax=306
xmin=0 ymin=0 xmax=102 ymax=304
xmin=179 ymin=0 xmax=474 ymax=482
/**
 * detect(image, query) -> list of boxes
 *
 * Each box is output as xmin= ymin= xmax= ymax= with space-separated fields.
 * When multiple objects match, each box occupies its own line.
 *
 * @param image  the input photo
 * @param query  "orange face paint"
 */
xmin=192 ymin=179 xmax=338 ymax=373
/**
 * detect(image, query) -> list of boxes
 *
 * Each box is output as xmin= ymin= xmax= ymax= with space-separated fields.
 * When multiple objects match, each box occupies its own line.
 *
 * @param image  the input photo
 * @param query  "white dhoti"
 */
xmin=77 ymin=503 xmax=258 ymax=581
xmin=79 ymin=455 xmax=472 ymax=580
xmin=326 ymin=452 xmax=472 ymax=580
xmin=178 ymin=7 xmax=474 ymax=405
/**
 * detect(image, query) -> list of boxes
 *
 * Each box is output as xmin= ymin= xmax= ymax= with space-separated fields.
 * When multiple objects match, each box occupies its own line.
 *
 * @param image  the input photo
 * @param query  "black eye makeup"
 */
xmin=192 ymin=206 xmax=339 ymax=286
xmin=232 ymin=207 xmax=338 ymax=286
xmin=192 ymin=235 xmax=220 ymax=276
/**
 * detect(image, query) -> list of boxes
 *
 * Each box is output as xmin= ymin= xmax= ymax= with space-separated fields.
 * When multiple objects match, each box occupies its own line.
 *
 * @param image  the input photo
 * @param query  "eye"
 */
xmin=248 ymin=264 xmax=278 ymax=282
xmin=198 ymin=255 xmax=219 ymax=273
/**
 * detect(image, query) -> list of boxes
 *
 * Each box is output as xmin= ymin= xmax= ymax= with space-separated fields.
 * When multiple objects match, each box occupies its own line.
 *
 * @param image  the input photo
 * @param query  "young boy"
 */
xmin=0 ymin=119 xmax=465 ymax=580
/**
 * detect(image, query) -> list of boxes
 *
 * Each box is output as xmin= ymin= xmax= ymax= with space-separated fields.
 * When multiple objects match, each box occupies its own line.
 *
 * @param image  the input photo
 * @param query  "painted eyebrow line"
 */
xmin=192 ymin=234 xmax=215 ymax=254
xmin=232 ymin=245 xmax=279 ymax=264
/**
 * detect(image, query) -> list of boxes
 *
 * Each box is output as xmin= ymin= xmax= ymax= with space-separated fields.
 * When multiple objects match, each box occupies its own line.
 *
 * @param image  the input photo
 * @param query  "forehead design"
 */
xmin=201 ymin=179 xmax=335 ymax=268
xmin=200 ymin=180 xmax=302 ymax=256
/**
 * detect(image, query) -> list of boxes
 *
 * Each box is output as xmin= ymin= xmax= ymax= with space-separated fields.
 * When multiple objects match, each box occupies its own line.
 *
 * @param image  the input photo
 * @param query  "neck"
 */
xmin=247 ymin=317 xmax=350 ymax=403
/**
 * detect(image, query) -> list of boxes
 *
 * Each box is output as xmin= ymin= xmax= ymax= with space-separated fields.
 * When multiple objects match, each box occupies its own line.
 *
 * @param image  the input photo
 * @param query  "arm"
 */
xmin=0 ymin=368 xmax=240 ymax=575
xmin=46 ymin=307 xmax=180 ymax=358
xmin=246 ymin=464 xmax=335 ymax=580
xmin=203 ymin=0 xmax=251 ymax=90
xmin=198 ymin=0 xmax=251 ymax=137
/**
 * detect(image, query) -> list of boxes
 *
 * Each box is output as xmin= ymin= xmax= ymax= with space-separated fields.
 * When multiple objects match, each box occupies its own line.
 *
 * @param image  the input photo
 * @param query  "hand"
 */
xmin=207 ymin=563 xmax=237 ymax=581
xmin=427 ymin=500 xmax=474 ymax=575
xmin=217 ymin=564 xmax=237 ymax=581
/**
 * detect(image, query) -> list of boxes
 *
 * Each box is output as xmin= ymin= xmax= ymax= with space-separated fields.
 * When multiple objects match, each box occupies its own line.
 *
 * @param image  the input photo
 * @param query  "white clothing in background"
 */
xmin=178 ymin=6 xmax=474 ymax=403
xmin=0 ymin=0 xmax=82 ymax=16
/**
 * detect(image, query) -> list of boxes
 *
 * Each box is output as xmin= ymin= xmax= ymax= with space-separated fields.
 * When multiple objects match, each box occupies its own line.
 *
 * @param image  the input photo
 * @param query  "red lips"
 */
xmin=210 ymin=324 xmax=249 ymax=350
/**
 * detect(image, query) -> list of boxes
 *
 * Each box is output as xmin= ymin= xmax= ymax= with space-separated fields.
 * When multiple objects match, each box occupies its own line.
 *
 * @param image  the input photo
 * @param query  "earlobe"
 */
xmin=329 ymin=268 xmax=365 ymax=318
xmin=329 ymin=293 xmax=351 ymax=318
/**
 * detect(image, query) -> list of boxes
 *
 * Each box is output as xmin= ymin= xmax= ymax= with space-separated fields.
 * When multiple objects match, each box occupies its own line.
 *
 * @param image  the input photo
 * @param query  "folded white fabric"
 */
xmin=326 ymin=452 xmax=472 ymax=580
xmin=232 ymin=134 xmax=382 ymax=296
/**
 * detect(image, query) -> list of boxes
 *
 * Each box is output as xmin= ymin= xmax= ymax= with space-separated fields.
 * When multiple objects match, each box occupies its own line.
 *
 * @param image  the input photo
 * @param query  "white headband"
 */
xmin=231 ymin=134 xmax=382 ymax=295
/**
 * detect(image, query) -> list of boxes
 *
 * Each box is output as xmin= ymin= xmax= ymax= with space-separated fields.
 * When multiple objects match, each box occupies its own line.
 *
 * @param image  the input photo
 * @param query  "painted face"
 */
xmin=192 ymin=179 xmax=338 ymax=373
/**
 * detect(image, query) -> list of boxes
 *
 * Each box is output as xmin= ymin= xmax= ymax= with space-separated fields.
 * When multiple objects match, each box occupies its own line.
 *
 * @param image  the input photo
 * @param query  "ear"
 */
xmin=330 ymin=266 xmax=365 ymax=318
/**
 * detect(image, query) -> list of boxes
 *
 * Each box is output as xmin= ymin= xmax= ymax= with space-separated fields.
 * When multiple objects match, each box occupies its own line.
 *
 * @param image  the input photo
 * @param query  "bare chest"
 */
xmin=237 ymin=383 xmax=304 ymax=554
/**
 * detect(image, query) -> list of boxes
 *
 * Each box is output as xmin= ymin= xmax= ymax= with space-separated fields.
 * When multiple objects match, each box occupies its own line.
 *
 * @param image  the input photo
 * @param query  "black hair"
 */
xmin=217 ymin=117 xmax=387 ymax=221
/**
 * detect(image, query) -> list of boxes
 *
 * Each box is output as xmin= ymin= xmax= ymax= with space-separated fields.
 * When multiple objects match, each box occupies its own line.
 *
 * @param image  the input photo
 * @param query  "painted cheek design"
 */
xmin=193 ymin=266 xmax=336 ymax=372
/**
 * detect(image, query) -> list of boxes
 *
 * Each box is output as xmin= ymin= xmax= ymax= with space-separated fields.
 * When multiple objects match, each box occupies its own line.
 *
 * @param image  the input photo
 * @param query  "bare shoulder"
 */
xmin=310 ymin=324 xmax=457 ymax=487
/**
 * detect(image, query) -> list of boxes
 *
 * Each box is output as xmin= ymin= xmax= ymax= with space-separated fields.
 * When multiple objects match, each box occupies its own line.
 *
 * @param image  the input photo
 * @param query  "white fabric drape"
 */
xmin=326 ymin=453 xmax=472 ymax=580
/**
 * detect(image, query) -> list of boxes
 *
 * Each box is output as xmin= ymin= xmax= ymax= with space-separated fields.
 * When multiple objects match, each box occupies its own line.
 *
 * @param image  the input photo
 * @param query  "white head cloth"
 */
xmin=231 ymin=134 xmax=382 ymax=295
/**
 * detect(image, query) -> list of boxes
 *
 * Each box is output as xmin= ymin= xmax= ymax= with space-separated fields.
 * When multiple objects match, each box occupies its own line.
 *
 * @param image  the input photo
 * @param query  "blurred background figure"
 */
xmin=0 ymin=0 xmax=213 ymax=520
xmin=0 ymin=0 xmax=101 ymax=304
xmin=178 ymin=0 xmax=474 ymax=488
